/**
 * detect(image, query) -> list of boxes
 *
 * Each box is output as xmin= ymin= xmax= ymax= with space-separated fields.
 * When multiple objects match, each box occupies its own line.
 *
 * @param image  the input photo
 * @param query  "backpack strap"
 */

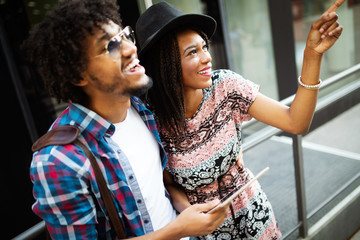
xmin=31 ymin=125 xmax=79 ymax=152
xmin=31 ymin=125 xmax=126 ymax=239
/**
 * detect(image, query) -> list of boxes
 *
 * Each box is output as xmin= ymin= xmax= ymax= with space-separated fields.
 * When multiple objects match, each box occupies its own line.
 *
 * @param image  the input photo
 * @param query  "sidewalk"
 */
xmin=304 ymin=103 xmax=360 ymax=154
xmin=350 ymin=229 xmax=360 ymax=240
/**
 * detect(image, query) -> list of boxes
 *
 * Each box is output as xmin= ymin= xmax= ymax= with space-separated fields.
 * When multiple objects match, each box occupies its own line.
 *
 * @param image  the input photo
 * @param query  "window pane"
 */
xmin=222 ymin=0 xmax=279 ymax=100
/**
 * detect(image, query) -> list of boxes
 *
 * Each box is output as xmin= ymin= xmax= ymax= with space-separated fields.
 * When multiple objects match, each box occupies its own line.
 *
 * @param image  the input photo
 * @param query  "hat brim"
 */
xmin=138 ymin=14 xmax=216 ymax=59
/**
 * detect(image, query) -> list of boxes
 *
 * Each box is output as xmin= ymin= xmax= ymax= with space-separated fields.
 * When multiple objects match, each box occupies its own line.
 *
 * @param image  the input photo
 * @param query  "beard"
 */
xmin=88 ymin=74 xmax=153 ymax=97
xmin=122 ymin=76 xmax=153 ymax=97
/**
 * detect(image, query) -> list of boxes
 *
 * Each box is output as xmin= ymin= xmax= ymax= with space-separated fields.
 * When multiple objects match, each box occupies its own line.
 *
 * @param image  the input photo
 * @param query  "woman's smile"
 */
xmin=198 ymin=66 xmax=212 ymax=77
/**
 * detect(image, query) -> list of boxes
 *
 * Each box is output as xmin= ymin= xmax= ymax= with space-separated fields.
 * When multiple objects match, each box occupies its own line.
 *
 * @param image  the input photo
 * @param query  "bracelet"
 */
xmin=298 ymin=76 xmax=322 ymax=90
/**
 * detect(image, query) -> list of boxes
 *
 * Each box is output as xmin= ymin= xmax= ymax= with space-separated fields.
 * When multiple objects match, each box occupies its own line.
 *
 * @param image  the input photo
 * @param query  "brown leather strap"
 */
xmin=32 ymin=125 xmax=80 ymax=152
xmin=74 ymin=139 xmax=126 ymax=239
xmin=32 ymin=126 xmax=126 ymax=239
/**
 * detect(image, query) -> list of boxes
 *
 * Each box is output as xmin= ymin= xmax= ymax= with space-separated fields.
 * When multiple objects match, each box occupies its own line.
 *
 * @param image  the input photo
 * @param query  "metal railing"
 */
xmin=12 ymin=64 xmax=360 ymax=239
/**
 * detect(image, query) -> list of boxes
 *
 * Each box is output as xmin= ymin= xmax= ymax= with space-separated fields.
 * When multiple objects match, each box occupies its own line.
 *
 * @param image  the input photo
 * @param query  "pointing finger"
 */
xmin=326 ymin=0 xmax=345 ymax=13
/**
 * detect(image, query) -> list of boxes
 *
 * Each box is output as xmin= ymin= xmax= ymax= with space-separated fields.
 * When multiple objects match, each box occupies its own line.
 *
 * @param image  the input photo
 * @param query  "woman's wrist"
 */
xmin=304 ymin=47 xmax=324 ymax=58
xmin=298 ymin=76 xmax=322 ymax=90
xmin=300 ymin=48 xmax=323 ymax=85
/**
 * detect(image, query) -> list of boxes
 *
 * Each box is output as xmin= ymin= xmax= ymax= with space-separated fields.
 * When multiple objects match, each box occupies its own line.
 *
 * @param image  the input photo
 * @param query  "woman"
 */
xmin=136 ymin=1 xmax=343 ymax=239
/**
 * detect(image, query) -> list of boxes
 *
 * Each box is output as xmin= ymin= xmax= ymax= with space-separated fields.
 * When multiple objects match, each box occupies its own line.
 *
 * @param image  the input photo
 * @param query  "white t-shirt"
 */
xmin=112 ymin=106 xmax=177 ymax=232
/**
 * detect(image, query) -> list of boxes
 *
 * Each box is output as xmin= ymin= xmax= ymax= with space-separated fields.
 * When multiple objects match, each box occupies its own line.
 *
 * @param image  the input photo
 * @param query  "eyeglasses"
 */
xmin=94 ymin=26 xmax=136 ymax=59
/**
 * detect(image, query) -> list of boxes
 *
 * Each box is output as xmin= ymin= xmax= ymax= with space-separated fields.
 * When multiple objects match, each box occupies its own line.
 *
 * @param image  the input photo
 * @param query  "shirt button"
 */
xmin=137 ymin=199 xmax=142 ymax=204
xmin=129 ymin=175 xmax=134 ymax=180
xmin=144 ymin=219 xmax=149 ymax=224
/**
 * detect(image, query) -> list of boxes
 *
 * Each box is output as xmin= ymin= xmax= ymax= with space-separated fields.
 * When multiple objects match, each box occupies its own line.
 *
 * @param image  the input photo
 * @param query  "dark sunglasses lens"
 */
xmin=125 ymin=32 xmax=135 ymax=44
xmin=107 ymin=38 xmax=121 ymax=58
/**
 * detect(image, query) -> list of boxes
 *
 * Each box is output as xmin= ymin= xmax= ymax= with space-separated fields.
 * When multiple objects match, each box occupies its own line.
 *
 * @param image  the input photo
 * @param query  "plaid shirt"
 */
xmin=30 ymin=97 xmax=168 ymax=239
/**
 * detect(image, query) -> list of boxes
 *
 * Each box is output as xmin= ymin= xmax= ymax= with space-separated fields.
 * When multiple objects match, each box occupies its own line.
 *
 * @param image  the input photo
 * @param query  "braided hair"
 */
xmin=141 ymin=27 xmax=209 ymax=136
xmin=22 ymin=0 xmax=121 ymax=104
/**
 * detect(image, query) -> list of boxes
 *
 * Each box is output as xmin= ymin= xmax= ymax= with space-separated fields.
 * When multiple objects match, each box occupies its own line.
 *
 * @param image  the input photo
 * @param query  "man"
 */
xmin=24 ymin=0 xmax=228 ymax=239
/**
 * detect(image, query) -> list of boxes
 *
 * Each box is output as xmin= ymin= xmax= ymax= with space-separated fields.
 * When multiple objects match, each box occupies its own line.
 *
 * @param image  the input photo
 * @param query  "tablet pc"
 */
xmin=206 ymin=167 xmax=270 ymax=214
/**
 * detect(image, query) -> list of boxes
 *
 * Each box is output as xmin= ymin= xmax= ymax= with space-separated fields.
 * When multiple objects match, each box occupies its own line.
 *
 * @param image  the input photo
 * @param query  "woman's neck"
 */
xmin=183 ymin=88 xmax=203 ymax=119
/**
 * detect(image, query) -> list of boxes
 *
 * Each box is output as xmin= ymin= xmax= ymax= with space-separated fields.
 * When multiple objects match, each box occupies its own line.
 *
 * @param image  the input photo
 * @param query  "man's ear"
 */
xmin=72 ymin=79 xmax=88 ymax=87
xmin=72 ymin=73 xmax=89 ymax=87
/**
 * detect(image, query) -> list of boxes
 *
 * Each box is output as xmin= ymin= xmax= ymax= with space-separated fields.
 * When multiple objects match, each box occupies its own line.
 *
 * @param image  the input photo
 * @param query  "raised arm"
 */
xmin=248 ymin=0 xmax=344 ymax=134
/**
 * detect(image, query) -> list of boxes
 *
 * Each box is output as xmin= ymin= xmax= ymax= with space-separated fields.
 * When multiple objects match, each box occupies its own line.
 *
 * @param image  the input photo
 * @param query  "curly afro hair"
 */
xmin=22 ymin=0 xmax=121 ymax=104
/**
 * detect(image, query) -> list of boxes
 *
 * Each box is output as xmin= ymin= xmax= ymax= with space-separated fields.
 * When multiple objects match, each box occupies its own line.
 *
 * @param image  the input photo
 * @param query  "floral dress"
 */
xmin=159 ymin=70 xmax=281 ymax=239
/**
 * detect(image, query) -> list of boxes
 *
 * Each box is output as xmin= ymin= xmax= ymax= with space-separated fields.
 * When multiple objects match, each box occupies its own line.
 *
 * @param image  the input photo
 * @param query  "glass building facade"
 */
xmin=1 ymin=0 xmax=359 ymax=239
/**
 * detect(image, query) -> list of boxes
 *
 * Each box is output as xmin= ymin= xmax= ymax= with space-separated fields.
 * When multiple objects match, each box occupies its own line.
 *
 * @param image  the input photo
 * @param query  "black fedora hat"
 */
xmin=136 ymin=1 xmax=217 ymax=59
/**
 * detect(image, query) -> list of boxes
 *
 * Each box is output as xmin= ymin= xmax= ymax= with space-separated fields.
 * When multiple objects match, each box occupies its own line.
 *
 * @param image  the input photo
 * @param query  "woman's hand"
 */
xmin=306 ymin=0 xmax=344 ymax=55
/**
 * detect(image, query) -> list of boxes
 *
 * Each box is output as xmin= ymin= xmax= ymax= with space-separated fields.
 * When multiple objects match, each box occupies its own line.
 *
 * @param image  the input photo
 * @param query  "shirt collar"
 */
xmin=67 ymin=97 xmax=145 ymax=140
xmin=69 ymin=103 xmax=115 ymax=140
xmin=130 ymin=96 xmax=147 ymax=112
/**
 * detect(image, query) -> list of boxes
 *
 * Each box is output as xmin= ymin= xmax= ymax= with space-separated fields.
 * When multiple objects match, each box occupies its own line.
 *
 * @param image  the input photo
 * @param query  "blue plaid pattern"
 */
xmin=30 ymin=97 xmax=168 ymax=239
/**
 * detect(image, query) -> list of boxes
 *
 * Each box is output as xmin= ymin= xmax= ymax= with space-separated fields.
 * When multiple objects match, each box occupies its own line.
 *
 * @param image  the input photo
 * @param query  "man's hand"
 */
xmin=122 ymin=200 xmax=229 ymax=240
xmin=306 ymin=0 xmax=344 ymax=55
xmin=174 ymin=200 xmax=229 ymax=237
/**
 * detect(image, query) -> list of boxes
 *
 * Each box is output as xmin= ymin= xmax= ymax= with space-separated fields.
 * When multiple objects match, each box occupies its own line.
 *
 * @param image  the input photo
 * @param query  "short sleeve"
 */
xmin=212 ymin=69 xmax=259 ymax=123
